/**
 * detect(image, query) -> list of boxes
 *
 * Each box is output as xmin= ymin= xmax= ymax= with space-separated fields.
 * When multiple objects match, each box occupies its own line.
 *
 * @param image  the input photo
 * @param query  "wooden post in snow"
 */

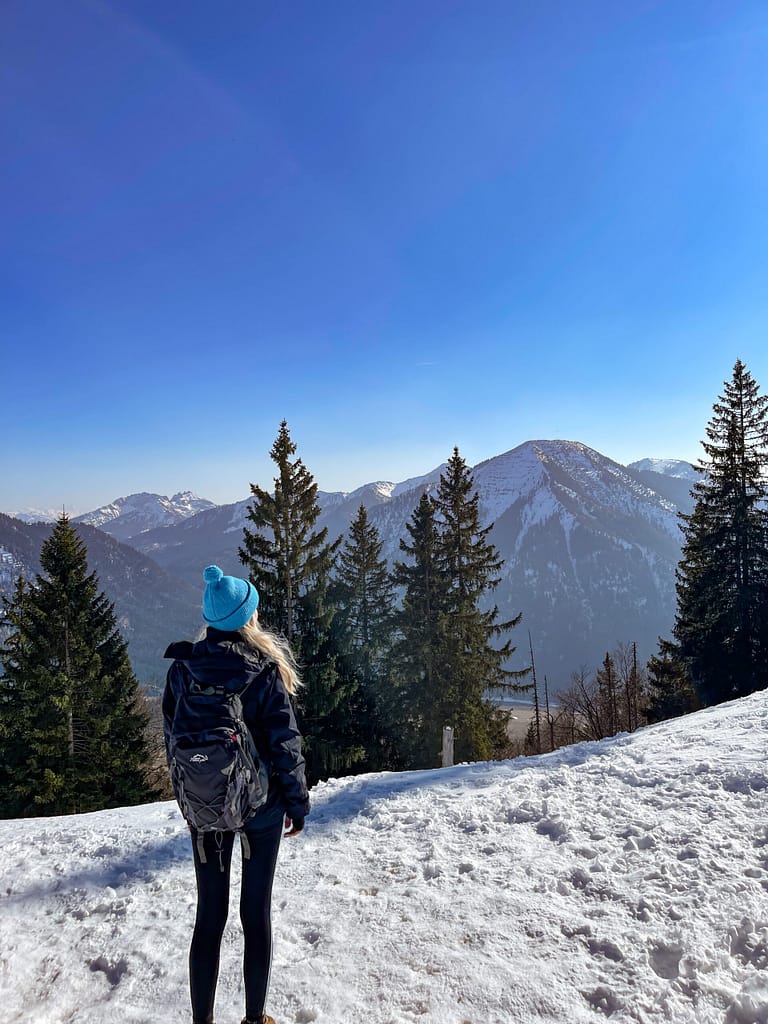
xmin=442 ymin=726 xmax=454 ymax=767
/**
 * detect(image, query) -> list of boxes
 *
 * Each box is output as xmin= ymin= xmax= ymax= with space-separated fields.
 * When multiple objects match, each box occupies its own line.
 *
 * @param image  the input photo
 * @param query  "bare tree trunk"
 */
xmin=528 ymin=632 xmax=541 ymax=754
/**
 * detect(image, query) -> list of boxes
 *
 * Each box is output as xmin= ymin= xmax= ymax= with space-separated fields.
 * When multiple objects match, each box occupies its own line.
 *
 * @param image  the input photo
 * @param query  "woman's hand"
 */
xmin=284 ymin=815 xmax=304 ymax=836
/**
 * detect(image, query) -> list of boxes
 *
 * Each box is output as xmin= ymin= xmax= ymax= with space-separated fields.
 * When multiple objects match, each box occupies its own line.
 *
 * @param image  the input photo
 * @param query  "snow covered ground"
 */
xmin=2 ymin=692 xmax=768 ymax=1024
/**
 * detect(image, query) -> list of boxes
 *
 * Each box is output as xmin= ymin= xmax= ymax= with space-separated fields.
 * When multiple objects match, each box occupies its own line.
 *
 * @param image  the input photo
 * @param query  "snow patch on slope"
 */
xmin=0 ymin=545 xmax=31 ymax=587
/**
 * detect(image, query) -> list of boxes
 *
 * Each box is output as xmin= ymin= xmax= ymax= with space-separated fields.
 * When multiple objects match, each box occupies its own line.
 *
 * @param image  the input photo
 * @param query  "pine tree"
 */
xmin=333 ymin=505 xmax=396 ymax=768
xmin=239 ymin=421 xmax=364 ymax=783
xmin=431 ymin=448 xmax=530 ymax=763
xmin=645 ymin=639 xmax=696 ymax=723
xmin=0 ymin=517 xmax=153 ymax=818
xmin=0 ymin=578 xmax=34 ymax=807
xmin=394 ymin=452 xmax=530 ymax=767
xmin=335 ymin=505 xmax=395 ymax=682
xmin=240 ymin=421 xmax=333 ymax=640
xmin=659 ymin=360 xmax=768 ymax=710
xmin=392 ymin=493 xmax=445 ymax=766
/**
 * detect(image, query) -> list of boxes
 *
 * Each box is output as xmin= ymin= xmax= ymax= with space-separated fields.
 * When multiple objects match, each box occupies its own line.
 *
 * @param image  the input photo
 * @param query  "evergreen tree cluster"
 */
xmin=240 ymin=425 xmax=530 ymax=783
xmin=648 ymin=360 xmax=768 ymax=718
xmin=0 ymin=517 xmax=154 ymax=818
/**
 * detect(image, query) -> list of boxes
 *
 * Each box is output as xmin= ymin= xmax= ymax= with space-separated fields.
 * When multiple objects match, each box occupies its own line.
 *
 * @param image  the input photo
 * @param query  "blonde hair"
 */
xmin=238 ymin=613 xmax=302 ymax=695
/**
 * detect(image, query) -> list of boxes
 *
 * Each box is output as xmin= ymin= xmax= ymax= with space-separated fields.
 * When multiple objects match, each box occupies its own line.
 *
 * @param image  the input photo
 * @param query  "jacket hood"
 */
xmin=164 ymin=628 xmax=267 ymax=690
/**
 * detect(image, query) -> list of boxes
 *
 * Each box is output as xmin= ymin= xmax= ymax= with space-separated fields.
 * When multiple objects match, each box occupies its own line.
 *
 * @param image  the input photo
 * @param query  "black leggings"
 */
xmin=189 ymin=821 xmax=283 ymax=1024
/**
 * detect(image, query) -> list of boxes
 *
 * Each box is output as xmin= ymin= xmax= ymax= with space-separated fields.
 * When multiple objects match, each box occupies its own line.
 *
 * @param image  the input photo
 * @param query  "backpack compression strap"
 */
xmin=195 ymin=829 xmax=228 ymax=872
xmin=195 ymin=830 xmax=252 ymax=867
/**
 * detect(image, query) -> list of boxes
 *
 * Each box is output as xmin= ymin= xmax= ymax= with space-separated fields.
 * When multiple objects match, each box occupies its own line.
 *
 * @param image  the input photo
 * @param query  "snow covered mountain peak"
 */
xmin=74 ymin=491 xmax=216 ymax=542
xmin=471 ymin=439 xmax=678 ymax=534
xmin=346 ymin=480 xmax=397 ymax=504
xmin=168 ymin=490 xmax=212 ymax=511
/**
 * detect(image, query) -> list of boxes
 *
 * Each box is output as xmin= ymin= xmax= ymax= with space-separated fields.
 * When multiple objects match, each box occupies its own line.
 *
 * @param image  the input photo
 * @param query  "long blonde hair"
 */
xmin=239 ymin=613 xmax=302 ymax=695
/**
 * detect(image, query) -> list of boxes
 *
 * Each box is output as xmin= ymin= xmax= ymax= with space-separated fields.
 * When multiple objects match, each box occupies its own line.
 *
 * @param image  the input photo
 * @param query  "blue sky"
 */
xmin=3 ymin=1 xmax=768 ymax=513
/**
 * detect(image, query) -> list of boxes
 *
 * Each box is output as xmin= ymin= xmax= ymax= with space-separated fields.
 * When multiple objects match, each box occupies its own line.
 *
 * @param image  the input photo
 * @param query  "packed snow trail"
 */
xmin=2 ymin=692 xmax=768 ymax=1023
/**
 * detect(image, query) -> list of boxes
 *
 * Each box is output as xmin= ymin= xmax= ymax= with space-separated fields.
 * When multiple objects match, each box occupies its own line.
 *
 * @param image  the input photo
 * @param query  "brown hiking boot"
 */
xmin=242 ymin=1017 xmax=276 ymax=1024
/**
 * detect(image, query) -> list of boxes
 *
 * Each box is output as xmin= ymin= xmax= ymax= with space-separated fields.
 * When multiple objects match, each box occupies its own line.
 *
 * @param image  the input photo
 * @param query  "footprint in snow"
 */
xmin=729 ymin=918 xmax=768 ymax=969
xmin=677 ymin=845 xmax=698 ymax=861
xmin=632 ymin=897 xmax=654 ymax=922
xmin=536 ymin=816 xmax=570 ymax=842
xmin=570 ymin=867 xmax=591 ymax=890
xmin=574 ymin=846 xmax=599 ymax=859
xmin=649 ymin=941 xmax=683 ymax=979
xmin=582 ymin=985 xmax=624 ymax=1017
xmin=587 ymin=938 xmax=624 ymax=963
xmin=89 ymin=956 xmax=128 ymax=987
xmin=624 ymin=834 xmax=656 ymax=852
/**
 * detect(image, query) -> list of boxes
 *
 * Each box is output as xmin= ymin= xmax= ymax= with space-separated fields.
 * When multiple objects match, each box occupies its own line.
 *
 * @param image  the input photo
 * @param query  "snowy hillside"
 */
xmin=0 ymin=544 xmax=31 ymax=589
xmin=2 ymin=693 xmax=768 ymax=1024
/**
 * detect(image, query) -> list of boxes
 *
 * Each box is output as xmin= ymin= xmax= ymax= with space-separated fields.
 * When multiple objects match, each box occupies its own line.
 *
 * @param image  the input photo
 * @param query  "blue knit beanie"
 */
xmin=201 ymin=565 xmax=259 ymax=632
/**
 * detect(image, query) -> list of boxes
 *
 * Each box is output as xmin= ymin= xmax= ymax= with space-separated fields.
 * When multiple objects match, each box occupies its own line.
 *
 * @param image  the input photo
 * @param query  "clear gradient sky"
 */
xmin=3 ymin=1 xmax=768 ymax=515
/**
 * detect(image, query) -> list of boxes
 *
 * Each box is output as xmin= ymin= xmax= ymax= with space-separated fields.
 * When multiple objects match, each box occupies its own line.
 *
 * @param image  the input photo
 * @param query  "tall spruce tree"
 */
xmin=239 ymin=421 xmax=364 ymax=783
xmin=431 ymin=448 xmax=530 ymax=762
xmin=0 ymin=517 xmax=153 ymax=817
xmin=654 ymin=359 xmax=768 ymax=711
xmin=335 ymin=504 xmax=394 ymax=686
xmin=334 ymin=504 xmax=396 ymax=768
xmin=393 ymin=452 xmax=530 ymax=767
xmin=392 ymin=492 xmax=445 ymax=766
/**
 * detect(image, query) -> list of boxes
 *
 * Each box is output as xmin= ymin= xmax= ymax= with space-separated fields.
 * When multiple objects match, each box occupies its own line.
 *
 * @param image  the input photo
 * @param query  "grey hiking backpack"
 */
xmin=168 ymin=677 xmax=269 ymax=865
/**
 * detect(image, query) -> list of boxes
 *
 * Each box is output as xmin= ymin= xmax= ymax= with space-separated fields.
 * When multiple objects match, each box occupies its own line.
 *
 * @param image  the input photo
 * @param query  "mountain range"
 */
xmin=1 ymin=442 xmax=696 ymax=689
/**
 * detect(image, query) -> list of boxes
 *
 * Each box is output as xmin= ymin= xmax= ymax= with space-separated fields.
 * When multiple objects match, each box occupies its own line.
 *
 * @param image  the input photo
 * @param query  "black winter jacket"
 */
xmin=162 ymin=627 xmax=310 ymax=827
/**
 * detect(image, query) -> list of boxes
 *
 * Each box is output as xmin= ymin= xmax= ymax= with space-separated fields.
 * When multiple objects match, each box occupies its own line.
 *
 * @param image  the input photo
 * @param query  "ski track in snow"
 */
xmin=2 ymin=694 xmax=768 ymax=1024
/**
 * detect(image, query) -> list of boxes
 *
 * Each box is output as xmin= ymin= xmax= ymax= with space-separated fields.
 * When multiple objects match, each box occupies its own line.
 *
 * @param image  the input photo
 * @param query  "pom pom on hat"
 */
xmin=202 ymin=565 xmax=259 ymax=632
